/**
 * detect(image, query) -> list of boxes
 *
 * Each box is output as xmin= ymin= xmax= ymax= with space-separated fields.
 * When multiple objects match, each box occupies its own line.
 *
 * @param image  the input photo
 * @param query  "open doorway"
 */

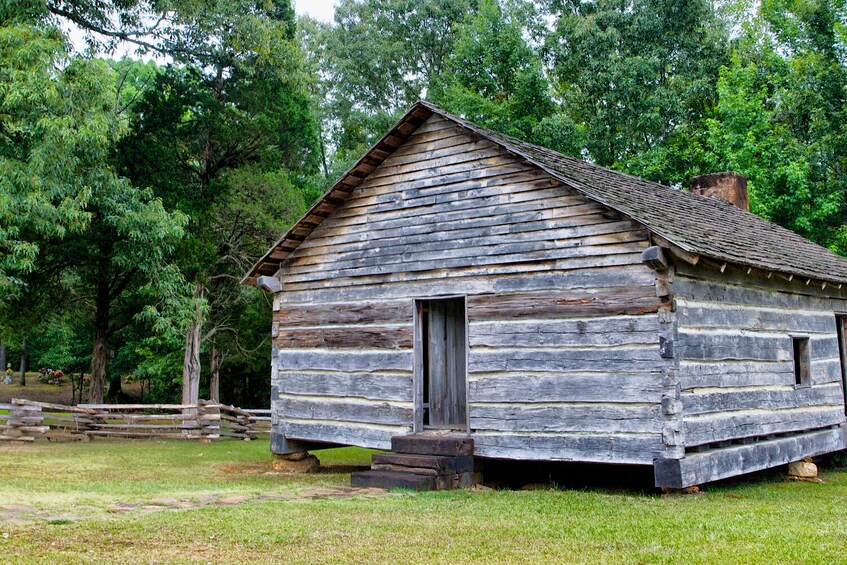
xmin=416 ymin=297 xmax=467 ymax=430
xmin=836 ymin=315 xmax=847 ymax=415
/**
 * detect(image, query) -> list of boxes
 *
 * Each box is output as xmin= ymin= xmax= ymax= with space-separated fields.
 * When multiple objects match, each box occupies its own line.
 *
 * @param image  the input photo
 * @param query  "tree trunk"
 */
xmin=0 ymin=341 xmax=5 ymax=375
xmin=107 ymin=373 xmax=122 ymax=400
xmin=73 ymin=372 xmax=84 ymax=404
xmin=182 ymin=321 xmax=201 ymax=404
xmin=182 ymin=284 xmax=204 ymax=405
xmin=209 ymin=342 xmax=221 ymax=402
xmin=88 ymin=273 xmax=111 ymax=404
xmin=18 ymin=337 xmax=27 ymax=386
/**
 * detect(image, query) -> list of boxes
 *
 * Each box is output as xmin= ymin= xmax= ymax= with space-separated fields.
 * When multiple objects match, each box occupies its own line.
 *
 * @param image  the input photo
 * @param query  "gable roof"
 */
xmin=244 ymin=101 xmax=847 ymax=286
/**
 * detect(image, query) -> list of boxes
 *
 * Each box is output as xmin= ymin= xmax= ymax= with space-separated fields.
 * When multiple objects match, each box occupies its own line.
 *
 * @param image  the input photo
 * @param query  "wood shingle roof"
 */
xmin=245 ymin=101 xmax=847 ymax=286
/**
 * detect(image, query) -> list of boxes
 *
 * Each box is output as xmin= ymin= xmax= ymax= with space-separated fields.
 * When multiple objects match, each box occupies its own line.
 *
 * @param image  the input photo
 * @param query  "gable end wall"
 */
xmin=270 ymin=115 xmax=673 ymax=464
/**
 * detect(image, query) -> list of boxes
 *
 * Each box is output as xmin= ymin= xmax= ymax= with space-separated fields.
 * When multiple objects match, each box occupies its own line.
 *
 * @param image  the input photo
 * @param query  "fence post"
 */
xmin=9 ymin=399 xmax=45 ymax=441
xmin=198 ymin=401 xmax=221 ymax=440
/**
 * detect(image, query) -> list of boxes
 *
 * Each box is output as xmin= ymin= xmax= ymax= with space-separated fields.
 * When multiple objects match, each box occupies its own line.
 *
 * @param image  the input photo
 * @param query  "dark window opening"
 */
xmin=836 ymin=315 xmax=847 ymax=415
xmin=792 ymin=336 xmax=810 ymax=387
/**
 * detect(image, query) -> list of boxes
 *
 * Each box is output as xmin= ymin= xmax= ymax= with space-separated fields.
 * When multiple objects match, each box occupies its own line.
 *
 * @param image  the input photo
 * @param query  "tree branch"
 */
xmin=47 ymin=5 xmax=172 ymax=55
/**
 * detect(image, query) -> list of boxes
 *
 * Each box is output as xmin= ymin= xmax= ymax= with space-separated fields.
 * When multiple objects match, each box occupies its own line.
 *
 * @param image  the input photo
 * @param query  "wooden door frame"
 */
xmin=835 ymin=313 xmax=847 ymax=416
xmin=412 ymin=296 xmax=470 ymax=433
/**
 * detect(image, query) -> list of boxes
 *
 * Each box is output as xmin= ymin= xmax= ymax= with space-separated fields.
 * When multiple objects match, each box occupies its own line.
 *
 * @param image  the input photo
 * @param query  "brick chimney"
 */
xmin=691 ymin=172 xmax=748 ymax=211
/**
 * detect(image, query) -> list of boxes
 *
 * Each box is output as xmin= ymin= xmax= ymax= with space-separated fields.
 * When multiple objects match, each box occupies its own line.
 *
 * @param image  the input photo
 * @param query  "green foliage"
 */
xmin=310 ymin=0 xmax=476 ymax=172
xmin=26 ymin=316 xmax=86 ymax=371
xmin=433 ymin=0 xmax=555 ymax=143
xmin=695 ymin=1 xmax=847 ymax=253
xmin=0 ymin=21 xmax=123 ymax=296
xmin=546 ymin=0 xmax=729 ymax=178
xmin=324 ymin=0 xmax=476 ymax=110
xmin=113 ymin=2 xmax=319 ymax=403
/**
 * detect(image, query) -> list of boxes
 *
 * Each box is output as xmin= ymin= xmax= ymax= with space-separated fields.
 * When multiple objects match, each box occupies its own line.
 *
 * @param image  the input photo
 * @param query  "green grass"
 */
xmin=1 ymin=440 xmax=846 ymax=564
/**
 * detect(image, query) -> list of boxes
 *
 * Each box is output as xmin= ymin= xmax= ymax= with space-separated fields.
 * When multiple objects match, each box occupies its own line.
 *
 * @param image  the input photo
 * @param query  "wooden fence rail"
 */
xmin=0 ymin=399 xmax=269 ymax=442
xmin=243 ymin=408 xmax=272 ymax=436
xmin=0 ymin=399 xmax=96 ymax=442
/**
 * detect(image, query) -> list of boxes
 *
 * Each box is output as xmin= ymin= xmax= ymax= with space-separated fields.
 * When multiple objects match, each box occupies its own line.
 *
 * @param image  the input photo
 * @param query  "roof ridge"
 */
xmin=245 ymin=100 xmax=847 ymax=286
xmin=416 ymin=100 xmax=847 ymax=284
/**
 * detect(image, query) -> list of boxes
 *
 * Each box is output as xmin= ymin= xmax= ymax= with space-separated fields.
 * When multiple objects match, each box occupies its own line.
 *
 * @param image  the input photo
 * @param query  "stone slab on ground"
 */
xmin=272 ymin=454 xmax=319 ymax=473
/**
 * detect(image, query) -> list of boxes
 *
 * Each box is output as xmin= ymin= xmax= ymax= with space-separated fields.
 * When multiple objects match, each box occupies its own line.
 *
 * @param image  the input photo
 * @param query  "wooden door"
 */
xmin=419 ymin=298 xmax=467 ymax=428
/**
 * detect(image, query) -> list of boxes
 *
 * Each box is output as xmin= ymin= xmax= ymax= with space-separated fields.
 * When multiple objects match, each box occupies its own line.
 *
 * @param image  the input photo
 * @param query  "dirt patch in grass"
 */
xmin=217 ymin=459 xmax=369 ymax=479
xmin=1 ymin=486 xmax=407 ymax=525
xmin=0 ymin=378 xmax=143 ymax=404
xmin=217 ymin=461 xmax=276 ymax=475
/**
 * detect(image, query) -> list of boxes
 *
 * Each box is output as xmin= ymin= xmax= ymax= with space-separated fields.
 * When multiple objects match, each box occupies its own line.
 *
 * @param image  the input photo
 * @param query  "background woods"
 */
xmin=1 ymin=0 xmax=846 ymax=406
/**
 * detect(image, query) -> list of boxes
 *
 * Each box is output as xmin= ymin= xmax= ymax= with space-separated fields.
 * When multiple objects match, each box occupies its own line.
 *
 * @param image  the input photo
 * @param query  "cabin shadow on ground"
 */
xmin=316 ymin=464 xmax=371 ymax=475
xmin=477 ymin=458 xmax=657 ymax=493
xmin=476 ymin=452 xmax=847 ymax=494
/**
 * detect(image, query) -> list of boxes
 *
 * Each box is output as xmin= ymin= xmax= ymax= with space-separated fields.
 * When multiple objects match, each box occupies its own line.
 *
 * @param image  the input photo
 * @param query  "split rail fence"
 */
xmin=0 ymin=399 xmax=271 ymax=442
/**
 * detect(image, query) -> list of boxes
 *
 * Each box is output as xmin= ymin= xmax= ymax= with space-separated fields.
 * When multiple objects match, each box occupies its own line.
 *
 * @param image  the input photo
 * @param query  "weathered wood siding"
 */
xmin=270 ymin=115 xmax=669 ymax=462
xmin=674 ymin=262 xmax=847 ymax=449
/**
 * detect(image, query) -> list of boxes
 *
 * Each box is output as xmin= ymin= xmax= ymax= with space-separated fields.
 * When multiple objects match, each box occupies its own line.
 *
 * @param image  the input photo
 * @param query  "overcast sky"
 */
xmin=296 ymin=0 xmax=339 ymax=22
xmin=66 ymin=1 xmax=340 ymax=58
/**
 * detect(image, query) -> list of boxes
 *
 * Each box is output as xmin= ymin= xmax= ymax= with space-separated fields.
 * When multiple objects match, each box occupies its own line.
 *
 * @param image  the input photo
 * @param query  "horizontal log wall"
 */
xmin=466 ymin=310 xmax=669 ymax=464
xmin=674 ymin=262 xmax=847 ymax=448
xmin=273 ymin=115 xmax=668 ymax=460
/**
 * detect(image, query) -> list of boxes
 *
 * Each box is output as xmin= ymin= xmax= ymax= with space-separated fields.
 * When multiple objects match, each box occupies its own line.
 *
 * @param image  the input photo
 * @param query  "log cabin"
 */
xmin=244 ymin=101 xmax=847 ymax=490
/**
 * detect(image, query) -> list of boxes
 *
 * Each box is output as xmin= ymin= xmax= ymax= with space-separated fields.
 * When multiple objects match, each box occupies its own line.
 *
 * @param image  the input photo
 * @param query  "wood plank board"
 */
xmin=468 ymin=346 xmax=662 ymax=373
xmin=468 ymin=372 xmax=668 ymax=404
xmin=275 ymin=371 xmax=413 ymax=402
xmin=278 ymin=265 xmax=656 ymax=304
xmin=655 ymin=428 xmax=847 ymax=488
xmin=277 ymin=350 xmax=413 ymax=372
xmin=278 ymin=397 xmax=413 ymax=426
xmin=276 ymin=301 xmax=413 ymax=327
xmin=681 ymin=383 xmax=844 ymax=416
xmin=280 ymin=421 xmax=407 ymax=450
xmin=287 ymin=228 xmax=647 ymax=274
xmin=282 ymin=248 xmax=646 ymax=288
xmin=683 ymin=407 xmax=846 ymax=446
xmin=469 ymin=403 xmax=663 ymax=434
xmin=468 ymin=287 xmax=660 ymax=321
xmin=469 ymin=315 xmax=658 ymax=347
xmin=472 ymin=431 xmax=663 ymax=465
xmin=277 ymin=325 xmax=413 ymax=349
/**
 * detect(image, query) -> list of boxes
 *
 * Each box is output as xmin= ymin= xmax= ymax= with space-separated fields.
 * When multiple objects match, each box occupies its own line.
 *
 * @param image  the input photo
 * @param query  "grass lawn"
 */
xmin=1 ymin=440 xmax=846 ymax=564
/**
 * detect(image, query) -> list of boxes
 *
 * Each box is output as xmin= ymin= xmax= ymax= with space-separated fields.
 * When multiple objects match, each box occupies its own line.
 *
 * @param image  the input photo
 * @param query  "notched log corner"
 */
xmin=641 ymin=246 xmax=669 ymax=271
xmin=257 ymin=275 xmax=283 ymax=293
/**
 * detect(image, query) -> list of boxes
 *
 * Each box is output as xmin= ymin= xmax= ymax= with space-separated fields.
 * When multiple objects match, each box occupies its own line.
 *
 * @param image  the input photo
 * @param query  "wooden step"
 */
xmin=351 ymin=470 xmax=437 ymax=491
xmin=351 ymin=469 xmax=476 ymax=491
xmin=436 ymin=472 xmax=476 ymax=490
xmin=390 ymin=434 xmax=474 ymax=456
xmin=371 ymin=453 xmax=474 ymax=476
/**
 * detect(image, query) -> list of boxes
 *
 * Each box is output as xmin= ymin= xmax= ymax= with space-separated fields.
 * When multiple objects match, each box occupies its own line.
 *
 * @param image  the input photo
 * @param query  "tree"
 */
xmin=546 ymin=0 xmax=729 ymax=180
xmin=433 ymin=0 xmax=555 ymax=143
xmin=117 ymin=1 xmax=320 ymax=404
xmin=697 ymin=0 xmax=847 ymax=252
xmin=310 ymin=0 xmax=477 ymax=172
xmin=0 ymin=4 xmax=116 ymax=297
xmin=1 ymin=4 xmax=194 ymax=403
